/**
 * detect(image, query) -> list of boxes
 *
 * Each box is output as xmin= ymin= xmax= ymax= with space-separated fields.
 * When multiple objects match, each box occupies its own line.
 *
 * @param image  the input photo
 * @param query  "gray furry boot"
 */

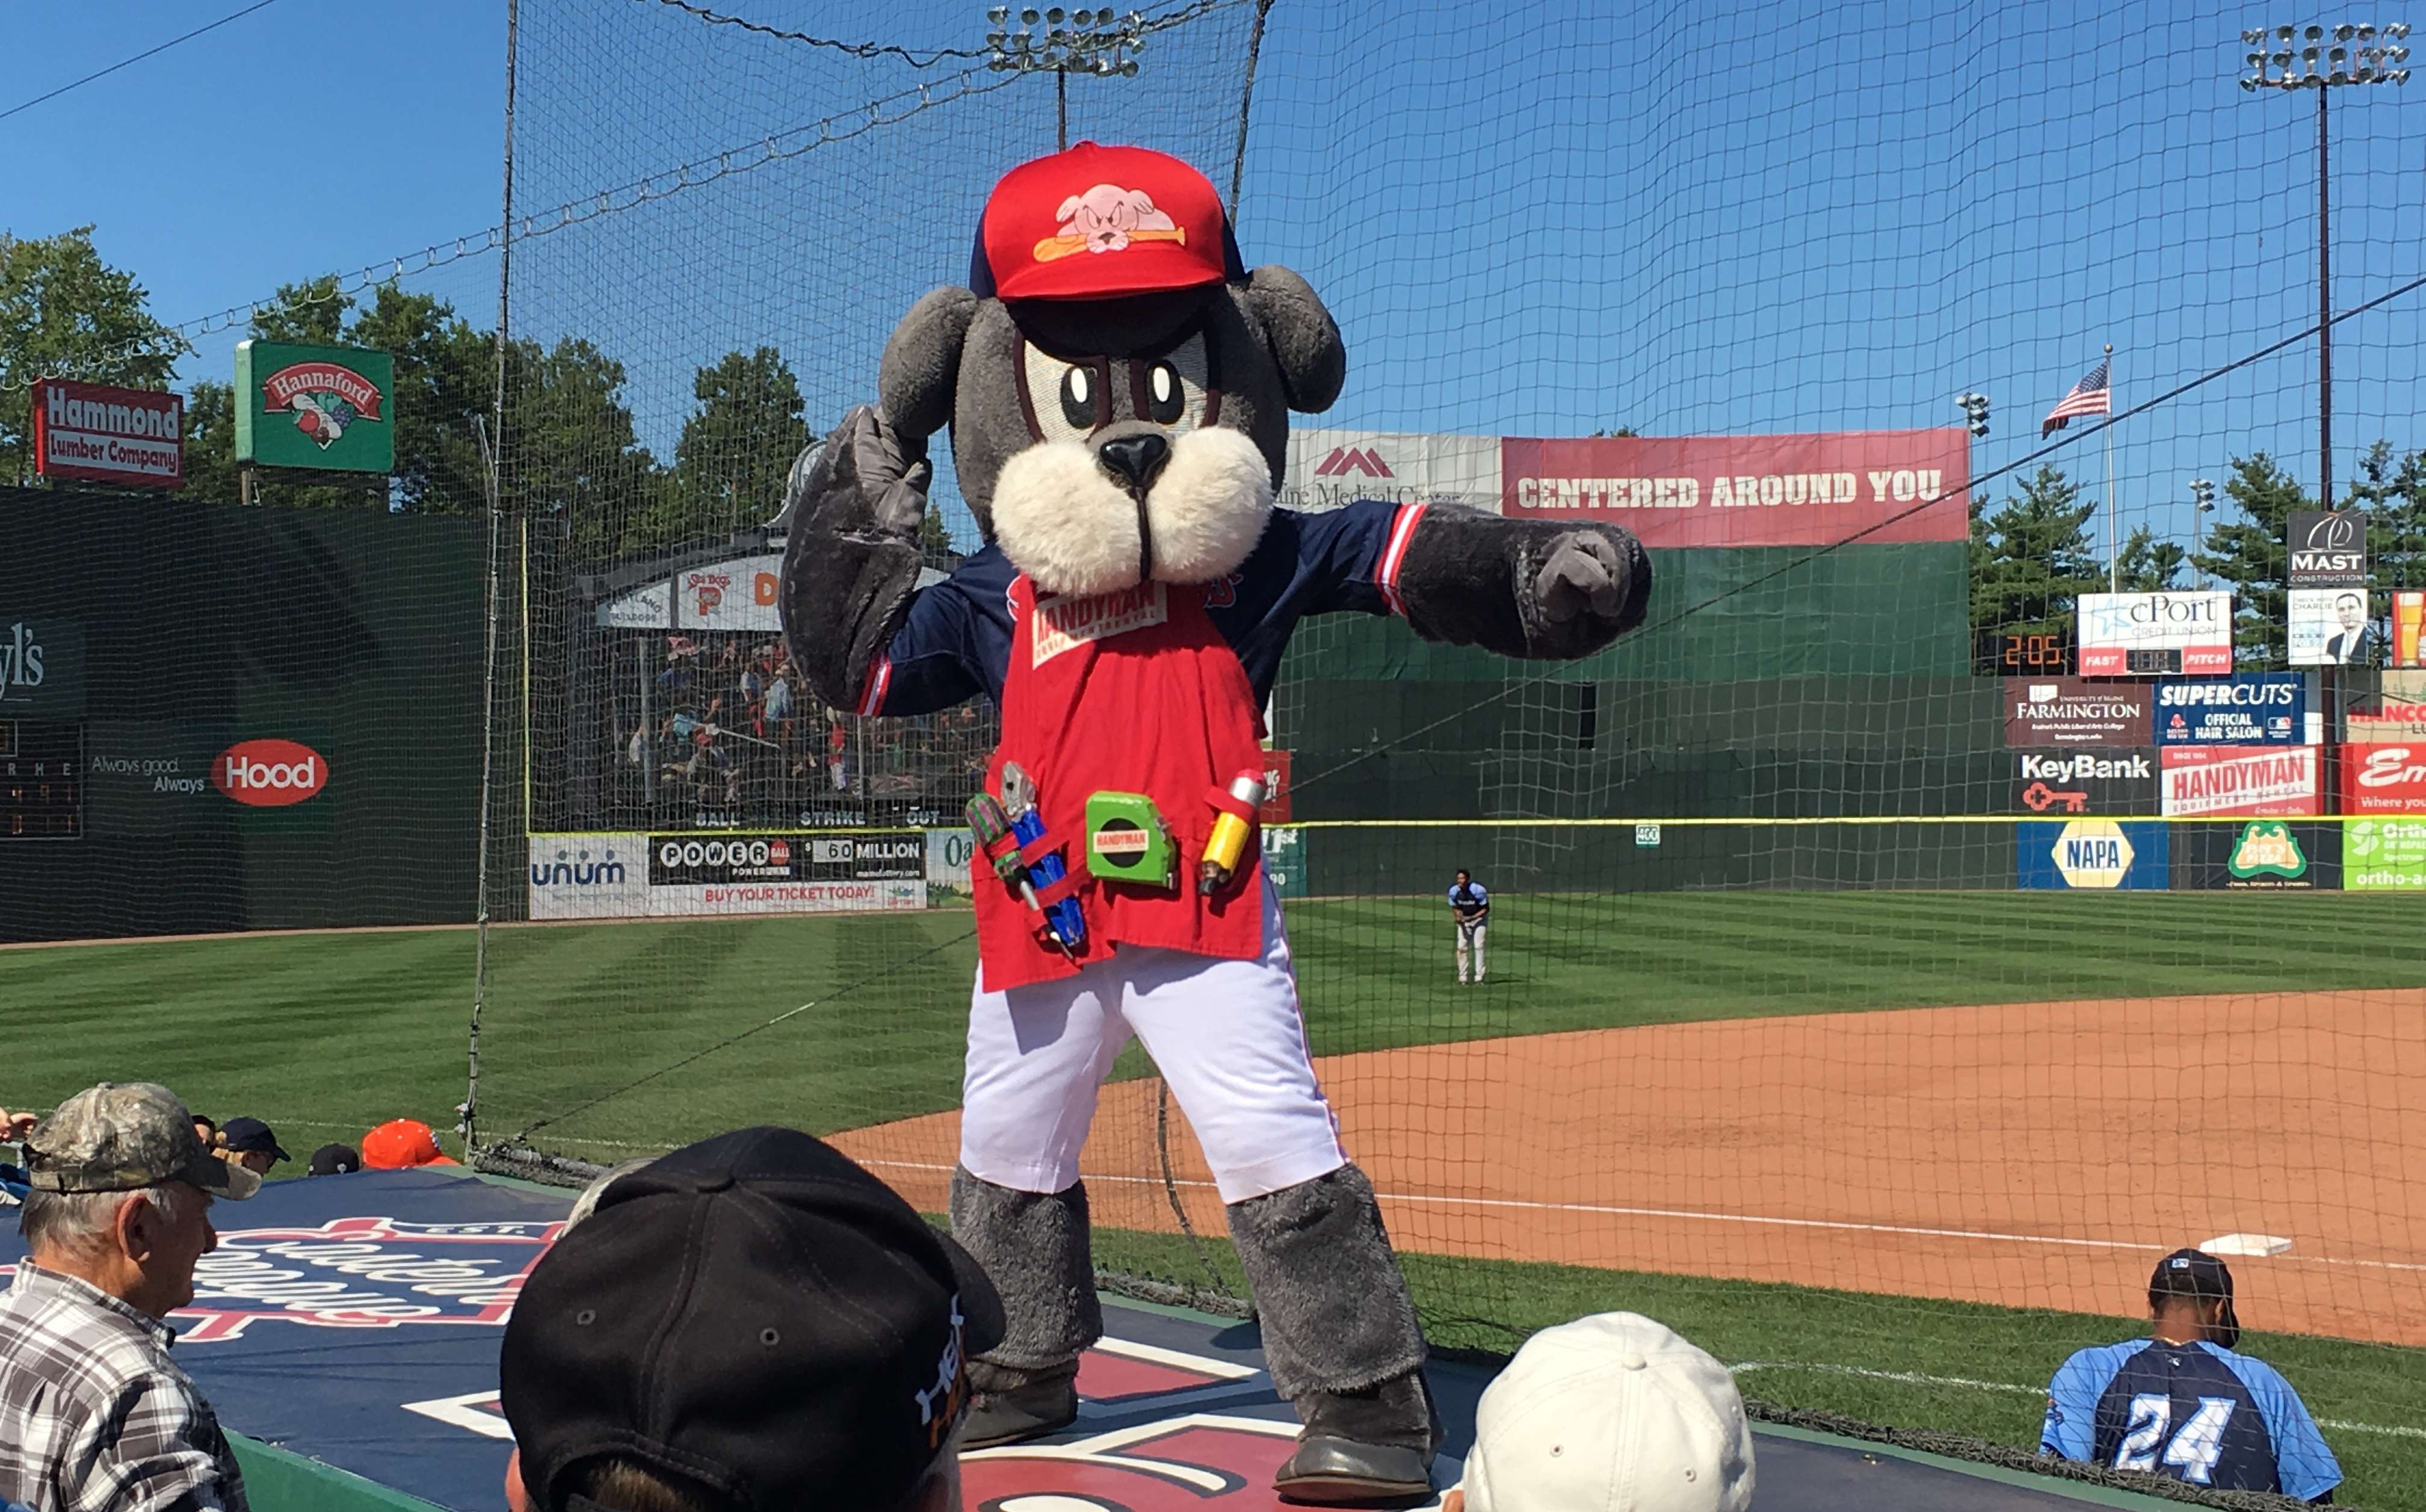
xmin=950 ymin=1165 xmax=1102 ymax=1446
xmin=1227 ymin=1163 xmax=1437 ymax=1504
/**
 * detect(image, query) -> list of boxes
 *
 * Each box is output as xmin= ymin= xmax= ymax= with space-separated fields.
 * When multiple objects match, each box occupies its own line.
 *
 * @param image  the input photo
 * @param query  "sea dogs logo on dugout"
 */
xmin=141 ymin=1215 xmax=556 ymax=1342
xmin=965 ymin=1414 xmax=1336 ymax=1512
xmin=212 ymin=738 xmax=328 ymax=806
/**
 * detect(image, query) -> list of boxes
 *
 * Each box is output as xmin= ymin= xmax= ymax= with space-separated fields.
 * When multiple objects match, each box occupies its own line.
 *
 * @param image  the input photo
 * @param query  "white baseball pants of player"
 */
xmin=1456 ymin=919 xmax=1487 ymax=983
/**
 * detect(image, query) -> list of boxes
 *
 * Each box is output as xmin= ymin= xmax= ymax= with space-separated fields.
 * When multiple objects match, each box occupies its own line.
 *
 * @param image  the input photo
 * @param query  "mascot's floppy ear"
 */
xmin=1238 ymin=265 xmax=1346 ymax=414
xmin=878 ymin=286 xmax=981 ymax=440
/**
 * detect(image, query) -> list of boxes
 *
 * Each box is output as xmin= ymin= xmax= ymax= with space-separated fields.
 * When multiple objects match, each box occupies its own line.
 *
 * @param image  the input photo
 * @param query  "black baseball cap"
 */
xmin=501 ymin=1126 xmax=1005 ymax=1512
xmin=220 ymin=1117 xmax=290 ymax=1163
xmin=309 ymin=1143 xmax=360 ymax=1176
xmin=2149 ymin=1247 xmax=2240 ymax=1349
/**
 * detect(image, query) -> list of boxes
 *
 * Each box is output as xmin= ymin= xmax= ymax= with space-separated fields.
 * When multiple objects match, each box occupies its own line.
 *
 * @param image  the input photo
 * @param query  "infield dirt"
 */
xmin=836 ymin=989 xmax=2426 ymax=1345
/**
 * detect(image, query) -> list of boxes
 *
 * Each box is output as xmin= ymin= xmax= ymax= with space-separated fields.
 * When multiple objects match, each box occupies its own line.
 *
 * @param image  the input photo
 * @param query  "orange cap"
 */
xmin=361 ymin=1119 xmax=460 ymax=1169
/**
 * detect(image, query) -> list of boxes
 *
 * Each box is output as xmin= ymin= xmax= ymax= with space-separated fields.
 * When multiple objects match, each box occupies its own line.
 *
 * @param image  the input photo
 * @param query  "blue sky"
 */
xmin=8 ymin=0 xmax=2425 ymax=558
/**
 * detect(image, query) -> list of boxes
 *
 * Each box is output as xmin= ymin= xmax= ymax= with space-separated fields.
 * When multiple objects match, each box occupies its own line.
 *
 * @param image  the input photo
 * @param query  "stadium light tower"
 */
xmin=2239 ymin=23 xmax=2410 ymax=511
xmin=987 ymin=7 xmax=1147 ymax=150
xmin=1957 ymin=391 xmax=1990 ymax=439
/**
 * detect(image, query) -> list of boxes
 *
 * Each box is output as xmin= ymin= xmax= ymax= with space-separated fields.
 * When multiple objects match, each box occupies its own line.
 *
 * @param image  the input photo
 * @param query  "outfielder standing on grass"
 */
xmin=1448 ymin=868 xmax=1490 ymax=983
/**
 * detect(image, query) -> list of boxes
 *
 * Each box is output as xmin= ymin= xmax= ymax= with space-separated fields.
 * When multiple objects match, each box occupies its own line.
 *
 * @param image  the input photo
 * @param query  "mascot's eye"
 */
xmin=1058 ymin=366 xmax=1098 ymax=431
xmin=1143 ymin=361 xmax=1186 ymax=424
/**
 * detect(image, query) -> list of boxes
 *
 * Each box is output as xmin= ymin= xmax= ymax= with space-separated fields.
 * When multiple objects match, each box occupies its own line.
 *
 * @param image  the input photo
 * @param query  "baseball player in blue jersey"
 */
xmin=2041 ymin=1248 xmax=2339 ymax=1501
xmin=1447 ymin=869 xmax=1490 ymax=983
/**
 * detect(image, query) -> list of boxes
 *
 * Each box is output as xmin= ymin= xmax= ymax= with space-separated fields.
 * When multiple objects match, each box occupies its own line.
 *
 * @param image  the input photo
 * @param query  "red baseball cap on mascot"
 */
xmin=972 ymin=141 xmax=1246 ymax=304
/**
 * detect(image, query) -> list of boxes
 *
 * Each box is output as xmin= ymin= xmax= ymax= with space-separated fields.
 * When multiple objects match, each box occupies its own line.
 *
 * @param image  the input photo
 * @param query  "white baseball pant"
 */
xmin=958 ymin=877 xmax=1347 ymax=1205
xmin=1455 ymin=919 xmax=1487 ymax=982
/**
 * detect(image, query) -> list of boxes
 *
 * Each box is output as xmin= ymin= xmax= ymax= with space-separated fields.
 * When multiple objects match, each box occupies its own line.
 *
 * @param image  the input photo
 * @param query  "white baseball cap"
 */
xmin=1460 ymin=1312 xmax=1755 ymax=1512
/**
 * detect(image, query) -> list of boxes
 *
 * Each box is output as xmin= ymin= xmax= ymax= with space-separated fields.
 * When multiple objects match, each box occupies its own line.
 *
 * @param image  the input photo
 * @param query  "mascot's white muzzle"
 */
xmin=991 ymin=426 xmax=1273 ymax=599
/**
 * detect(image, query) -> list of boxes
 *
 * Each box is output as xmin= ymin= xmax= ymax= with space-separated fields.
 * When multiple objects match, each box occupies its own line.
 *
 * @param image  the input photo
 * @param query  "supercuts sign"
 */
xmin=2288 ymin=511 xmax=2366 ymax=588
xmin=1500 ymin=429 xmax=1968 ymax=547
xmin=2153 ymin=674 xmax=2304 ymax=746
xmin=29 ymin=379 xmax=183 ymax=487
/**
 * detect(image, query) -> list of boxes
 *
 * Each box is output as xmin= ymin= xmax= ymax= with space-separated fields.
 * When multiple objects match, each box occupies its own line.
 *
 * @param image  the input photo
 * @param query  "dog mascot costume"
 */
xmin=780 ymin=143 xmax=1650 ymax=1502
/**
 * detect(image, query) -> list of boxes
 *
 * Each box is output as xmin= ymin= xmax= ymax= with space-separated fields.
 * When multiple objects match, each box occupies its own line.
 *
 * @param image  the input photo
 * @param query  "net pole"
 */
xmin=464 ymin=0 xmax=520 ymax=1157
xmin=1226 ymin=0 xmax=1276 ymax=218
xmin=2103 ymin=342 xmax=2116 ymax=593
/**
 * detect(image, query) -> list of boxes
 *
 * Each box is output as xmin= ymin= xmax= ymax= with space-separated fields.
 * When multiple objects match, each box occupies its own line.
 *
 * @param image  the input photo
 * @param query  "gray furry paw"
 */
xmin=796 ymin=404 xmax=932 ymax=539
xmin=1520 ymin=526 xmax=1649 ymax=654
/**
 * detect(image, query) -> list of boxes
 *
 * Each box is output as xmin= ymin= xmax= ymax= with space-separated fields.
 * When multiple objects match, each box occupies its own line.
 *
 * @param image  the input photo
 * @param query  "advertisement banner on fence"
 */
xmin=2004 ymin=677 xmax=2150 ymax=746
xmin=2159 ymin=745 xmax=2320 ymax=817
xmin=2347 ymin=672 xmax=2426 ymax=742
xmin=2286 ymin=510 xmax=2367 ymax=587
xmin=2077 ymin=592 xmax=2233 ymax=676
xmin=926 ymin=827 xmax=976 ymax=897
xmin=1498 ymin=429 xmax=1968 ymax=547
xmin=529 ymin=832 xmax=930 ymax=918
xmin=1263 ymin=825 xmax=1307 ymax=898
xmin=2288 ymin=588 xmax=2375 ymax=667
xmin=1280 ymin=428 xmax=1503 ymax=516
xmin=2152 ymin=674 xmax=2305 ymax=746
xmin=2345 ymin=818 xmax=2426 ymax=890
xmin=2010 ymin=749 xmax=2156 ymax=815
xmin=29 ymin=379 xmax=183 ymax=487
xmin=2340 ymin=743 xmax=2426 ymax=813
xmin=2176 ymin=819 xmax=2339 ymax=891
xmin=671 ymin=554 xmax=785 ymax=633
xmin=2016 ymin=819 xmax=2169 ymax=890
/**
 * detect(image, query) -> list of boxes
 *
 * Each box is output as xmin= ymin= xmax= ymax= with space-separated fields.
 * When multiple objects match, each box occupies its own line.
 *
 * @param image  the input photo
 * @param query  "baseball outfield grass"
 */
xmin=8 ymin=890 xmax=2425 ymax=1506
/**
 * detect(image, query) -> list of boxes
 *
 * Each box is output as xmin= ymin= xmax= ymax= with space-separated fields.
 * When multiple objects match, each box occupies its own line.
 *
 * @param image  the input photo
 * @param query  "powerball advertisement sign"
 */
xmin=2077 ymin=592 xmax=2233 ymax=676
xmin=2159 ymin=746 xmax=2320 ymax=818
xmin=529 ymin=833 xmax=928 ymax=918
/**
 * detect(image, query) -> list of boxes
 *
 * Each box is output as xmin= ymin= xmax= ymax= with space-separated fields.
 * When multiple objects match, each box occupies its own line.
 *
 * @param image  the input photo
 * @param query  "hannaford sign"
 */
xmin=234 ymin=339 xmax=395 ymax=474
xmin=29 ymin=378 xmax=183 ymax=487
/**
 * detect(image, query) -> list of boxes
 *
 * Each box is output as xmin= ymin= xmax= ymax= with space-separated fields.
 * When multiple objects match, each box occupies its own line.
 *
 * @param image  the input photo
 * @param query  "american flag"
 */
xmin=2042 ymin=356 xmax=2111 ymax=436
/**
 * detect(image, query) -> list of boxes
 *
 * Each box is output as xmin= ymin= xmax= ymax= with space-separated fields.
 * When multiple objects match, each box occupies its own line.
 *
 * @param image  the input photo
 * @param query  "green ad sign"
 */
xmin=2345 ymin=818 xmax=2426 ymax=890
xmin=234 ymin=340 xmax=394 ymax=474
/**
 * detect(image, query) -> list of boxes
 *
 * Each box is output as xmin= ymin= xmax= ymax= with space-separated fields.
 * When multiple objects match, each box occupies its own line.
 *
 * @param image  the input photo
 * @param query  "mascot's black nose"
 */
xmin=1097 ymin=432 xmax=1171 ymax=491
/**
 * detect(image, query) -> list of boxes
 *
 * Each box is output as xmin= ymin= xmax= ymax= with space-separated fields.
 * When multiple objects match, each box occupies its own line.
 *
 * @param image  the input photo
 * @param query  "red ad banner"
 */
xmin=2159 ymin=745 xmax=2320 ymax=818
xmin=2341 ymin=742 xmax=2426 ymax=813
xmin=1499 ymin=428 xmax=1968 ymax=548
xmin=29 ymin=378 xmax=183 ymax=487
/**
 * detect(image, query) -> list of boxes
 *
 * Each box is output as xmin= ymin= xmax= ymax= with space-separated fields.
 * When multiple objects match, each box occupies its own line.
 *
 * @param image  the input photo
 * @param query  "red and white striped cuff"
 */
xmin=854 ymin=655 xmax=893 ymax=716
xmin=1375 ymin=502 xmax=1427 ymax=619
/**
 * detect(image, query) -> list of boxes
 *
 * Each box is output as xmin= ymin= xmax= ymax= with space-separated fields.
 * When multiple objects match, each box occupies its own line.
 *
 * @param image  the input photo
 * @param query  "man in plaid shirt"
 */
xmin=1 ymin=1083 xmax=262 ymax=1512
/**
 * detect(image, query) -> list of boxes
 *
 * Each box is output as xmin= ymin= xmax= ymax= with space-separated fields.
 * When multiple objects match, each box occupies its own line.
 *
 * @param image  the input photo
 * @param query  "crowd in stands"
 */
xmin=617 ymin=634 xmax=993 ymax=824
xmin=0 ymin=1084 xmax=2343 ymax=1512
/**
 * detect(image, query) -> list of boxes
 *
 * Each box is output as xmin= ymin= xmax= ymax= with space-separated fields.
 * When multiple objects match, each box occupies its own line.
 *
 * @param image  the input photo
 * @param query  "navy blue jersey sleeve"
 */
xmin=2042 ymin=1345 xmax=2118 ymax=1461
xmin=2217 ymin=1354 xmax=2342 ymax=1501
xmin=856 ymin=555 xmax=1013 ymax=717
xmin=1295 ymin=499 xmax=1430 ymax=618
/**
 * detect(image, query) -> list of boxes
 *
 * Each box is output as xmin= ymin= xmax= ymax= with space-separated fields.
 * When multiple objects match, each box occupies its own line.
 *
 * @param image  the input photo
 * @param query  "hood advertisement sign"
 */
xmin=2289 ymin=588 xmax=2375 ymax=667
xmin=2346 ymin=817 xmax=2426 ymax=890
xmin=1499 ymin=428 xmax=1969 ymax=548
xmin=81 ymin=724 xmax=335 ymax=833
xmin=2010 ymin=749 xmax=2156 ymax=816
xmin=2286 ymin=510 xmax=2367 ymax=588
xmin=29 ymin=378 xmax=183 ymax=487
xmin=2159 ymin=745 xmax=2320 ymax=817
xmin=2340 ymin=743 xmax=2426 ymax=813
xmin=235 ymin=339 xmax=395 ymax=474
xmin=2076 ymin=592 xmax=2233 ymax=677
xmin=2152 ymin=674 xmax=2305 ymax=746
xmin=2176 ymin=819 xmax=2338 ymax=891
xmin=2016 ymin=819 xmax=2169 ymax=890
xmin=2003 ymin=677 xmax=2149 ymax=746
xmin=1281 ymin=428 xmax=1504 ymax=516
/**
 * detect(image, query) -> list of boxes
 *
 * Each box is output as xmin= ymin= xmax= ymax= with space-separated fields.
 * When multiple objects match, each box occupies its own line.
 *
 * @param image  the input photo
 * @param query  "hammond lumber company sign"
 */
xmin=29 ymin=379 xmax=182 ymax=487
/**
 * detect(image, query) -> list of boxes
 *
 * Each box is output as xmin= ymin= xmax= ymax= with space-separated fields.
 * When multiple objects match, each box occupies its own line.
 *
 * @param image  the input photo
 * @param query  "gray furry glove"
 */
xmin=1534 ymin=530 xmax=1632 ymax=626
xmin=792 ymin=404 xmax=931 ymax=541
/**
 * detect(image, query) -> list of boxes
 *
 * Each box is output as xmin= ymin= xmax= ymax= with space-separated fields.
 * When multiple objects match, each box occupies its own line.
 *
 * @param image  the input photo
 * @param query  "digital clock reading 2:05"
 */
xmin=1 ymin=720 xmax=84 ymax=840
xmin=1983 ymin=632 xmax=2075 ymax=674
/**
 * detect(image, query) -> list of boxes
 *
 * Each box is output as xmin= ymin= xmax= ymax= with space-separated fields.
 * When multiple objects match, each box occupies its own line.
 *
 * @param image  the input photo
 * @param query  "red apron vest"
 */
xmin=973 ymin=576 xmax=1268 ymax=992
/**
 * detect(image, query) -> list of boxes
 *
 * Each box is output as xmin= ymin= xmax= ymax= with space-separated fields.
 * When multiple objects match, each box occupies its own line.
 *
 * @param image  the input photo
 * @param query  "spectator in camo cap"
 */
xmin=0 ymin=1082 xmax=258 ymax=1512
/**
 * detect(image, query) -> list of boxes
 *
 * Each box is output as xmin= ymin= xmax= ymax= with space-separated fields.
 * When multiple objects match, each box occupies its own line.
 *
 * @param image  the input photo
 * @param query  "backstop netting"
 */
xmin=476 ymin=0 xmax=2426 ymax=1493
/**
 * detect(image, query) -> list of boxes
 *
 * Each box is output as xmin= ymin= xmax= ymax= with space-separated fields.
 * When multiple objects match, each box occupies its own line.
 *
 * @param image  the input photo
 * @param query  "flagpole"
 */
xmin=2103 ymin=342 xmax=2117 ymax=594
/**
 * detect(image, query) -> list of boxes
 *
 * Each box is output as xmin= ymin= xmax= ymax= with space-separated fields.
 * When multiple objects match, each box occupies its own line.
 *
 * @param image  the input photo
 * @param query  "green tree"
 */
xmin=507 ymin=335 xmax=663 ymax=561
xmin=0 ymin=226 xmax=185 ymax=484
xmin=648 ymin=347 xmax=810 ymax=552
xmin=179 ymin=379 xmax=240 ymax=502
xmin=2191 ymin=452 xmax=2310 ymax=670
xmin=1968 ymin=464 xmax=2103 ymax=644
xmin=2345 ymin=439 xmax=2426 ymax=595
xmin=918 ymin=501 xmax=957 ymax=569
xmin=2116 ymin=525 xmax=2186 ymax=592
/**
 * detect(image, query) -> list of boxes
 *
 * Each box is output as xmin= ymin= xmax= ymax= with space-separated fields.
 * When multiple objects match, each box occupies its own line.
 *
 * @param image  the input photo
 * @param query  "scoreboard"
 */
xmin=1 ymin=720 xmax=83 ymax=840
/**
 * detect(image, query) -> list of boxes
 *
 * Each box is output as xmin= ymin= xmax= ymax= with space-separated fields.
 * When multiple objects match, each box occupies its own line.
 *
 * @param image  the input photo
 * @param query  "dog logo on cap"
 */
xmin=1036 ymin=183 xmax=1185 ymax=262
